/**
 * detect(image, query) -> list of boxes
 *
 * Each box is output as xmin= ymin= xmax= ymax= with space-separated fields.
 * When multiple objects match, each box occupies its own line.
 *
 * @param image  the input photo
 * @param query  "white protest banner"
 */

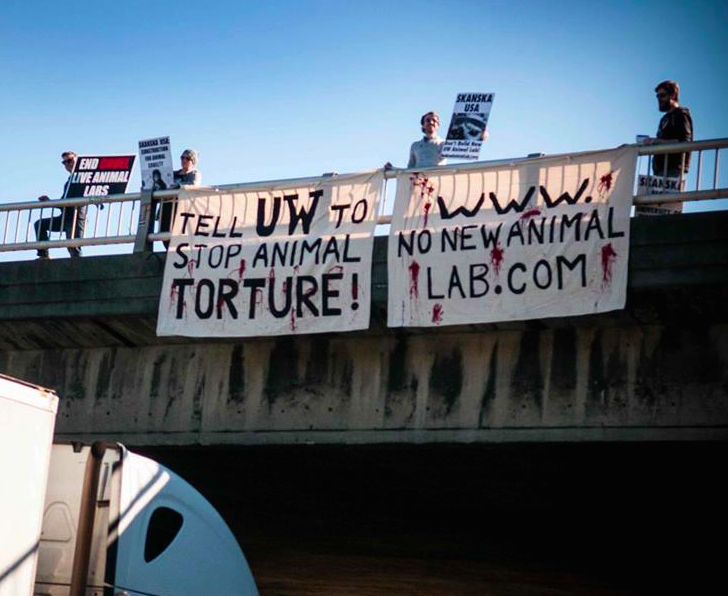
xmin=388 ymin=146 xmax=636 ymax=328
xmin=157 ymin=171 xmax=383 ymax=337
xmin=441 ymin=92 xmax=494 ymax=160
xmin=634 ymin=174 xmax=683 ymax=216
xmin=139 ymin=136 xmax=174 ymax=191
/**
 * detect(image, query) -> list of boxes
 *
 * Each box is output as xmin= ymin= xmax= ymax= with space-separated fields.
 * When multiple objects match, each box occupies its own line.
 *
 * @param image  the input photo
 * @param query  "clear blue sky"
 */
xmin=1 ymin=0 xmax=726 ymax=211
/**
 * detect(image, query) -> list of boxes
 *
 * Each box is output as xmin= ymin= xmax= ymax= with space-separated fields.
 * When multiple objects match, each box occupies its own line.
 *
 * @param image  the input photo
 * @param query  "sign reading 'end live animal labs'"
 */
xmin=64 ymin=155 xmax=136 ymax=199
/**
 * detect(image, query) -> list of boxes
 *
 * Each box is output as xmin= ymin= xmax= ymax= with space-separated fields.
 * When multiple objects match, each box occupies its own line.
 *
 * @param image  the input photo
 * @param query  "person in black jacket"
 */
xmin=34 ymin=151 xmax=86 ymax=259
xmin=644 ymin=80 xmax=693 ymax=178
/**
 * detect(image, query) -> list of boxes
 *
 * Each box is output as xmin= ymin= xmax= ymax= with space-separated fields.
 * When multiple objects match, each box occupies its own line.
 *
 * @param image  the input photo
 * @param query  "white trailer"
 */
xmin=0 ymin=374 xmax=258 ymax=596
xmin=0 ymin=374 xmax=59 ymax=596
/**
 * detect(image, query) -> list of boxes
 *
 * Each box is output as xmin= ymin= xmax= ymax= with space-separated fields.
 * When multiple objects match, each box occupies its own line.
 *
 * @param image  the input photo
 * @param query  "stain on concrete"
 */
xmin=550 ymin=328 xmax=577 ymax=392
xmin=428 ymin=348 xmax=463 ymax=419
xmin=510 ymin=330 xmax=543 ymax=418
xmin=228 ymin=345 xmax=245 ymax=404
xmin=67 ymin=351 xmax=86 ymax=400
xmin=266 ymin=338 xmax=299 ymax=404
xmin=479 ymin=343 xmax=498 ymax=427
xmin=305 ymin=338 xmax=329 ymax=385
xmin=192 ymin=373 xmax=204 ymax=425
xmin=150 ymin=353 xmax=168 ymax=399
xmin=95 ymin=350 xmax=114 ymax=398
xmin=387 ymin=336 xmax=408 ymax=393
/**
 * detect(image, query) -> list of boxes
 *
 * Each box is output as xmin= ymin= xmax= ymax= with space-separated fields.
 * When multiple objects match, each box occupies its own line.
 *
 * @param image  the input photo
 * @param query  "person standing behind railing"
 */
xmin=159 ymin=149 xmax=202 ymax=247
xmin=642 ymin=80 xmax=693 ymax=178
xmin=407 ymin=111 xmax=447 ymax=168
xmin=33 ymin=151 xmax=85 ymax=259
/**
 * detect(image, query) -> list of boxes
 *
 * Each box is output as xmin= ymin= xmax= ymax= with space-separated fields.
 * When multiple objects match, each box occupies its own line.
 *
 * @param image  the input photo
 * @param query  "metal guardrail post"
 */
xmin=134 ymin=188 xmax=155 ymax=253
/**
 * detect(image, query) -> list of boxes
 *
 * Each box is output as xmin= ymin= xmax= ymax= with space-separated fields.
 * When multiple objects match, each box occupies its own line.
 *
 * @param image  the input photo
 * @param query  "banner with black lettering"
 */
xmin=634 ymin=174 xmax=683 ymax=216
xmin=441 ymin=92 xmax=494 ymax=159
xmin=157 ymin=171 xmax=383 ymax=337
xmin=388 ymin=146 xmax=636 ymax=328
xmin=139 ymin=137 xmax=174 ymax=191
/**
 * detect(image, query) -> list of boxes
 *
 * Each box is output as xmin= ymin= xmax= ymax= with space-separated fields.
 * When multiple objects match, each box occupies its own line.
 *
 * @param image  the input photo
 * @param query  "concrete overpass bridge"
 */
xmin=0 ymin=210 xmax=726 ymax=445
xmin=2 ymin=144 xmax=728 ymax=594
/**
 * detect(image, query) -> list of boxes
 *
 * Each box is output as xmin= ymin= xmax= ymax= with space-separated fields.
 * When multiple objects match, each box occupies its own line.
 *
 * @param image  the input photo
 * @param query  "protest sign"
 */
xmin=634 ymin=174 xmax=683 ymax=216
xmin=387 ymin=146 xmax=636 ymax=328
xmin=139 ymin=137 xmax=174 ymax=191
xmin=441 ymin=93 xmax=494 ymax=160
xmin=64 ymin=155 xmax=136 ymax=198
xmin=157 ymin=171 xmax=383 ymax=337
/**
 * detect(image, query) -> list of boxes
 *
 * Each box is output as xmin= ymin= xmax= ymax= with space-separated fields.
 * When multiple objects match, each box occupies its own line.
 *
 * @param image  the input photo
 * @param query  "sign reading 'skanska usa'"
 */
xmin=387 ymin=146 xmax=636 ymax=328
xmin=156 ymin=171 xmax=382 ymax=337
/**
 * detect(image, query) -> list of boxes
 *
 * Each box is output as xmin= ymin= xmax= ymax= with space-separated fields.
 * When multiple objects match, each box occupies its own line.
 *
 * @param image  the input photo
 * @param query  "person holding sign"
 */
xmin=33 ymin=151 xmax=85 ymax=259
xmin=161 ymin=149 xmax=202 ymax=247
xmin=172 ymin=149 xmax=202 ymax=186
xmin=407 ymin=111 xmax=447 ymax=168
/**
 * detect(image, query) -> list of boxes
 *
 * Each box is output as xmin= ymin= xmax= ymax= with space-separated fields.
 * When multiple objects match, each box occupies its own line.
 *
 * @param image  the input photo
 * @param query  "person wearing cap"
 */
xmin=173 ymin=149 xmax=202 ymax=186
xmin=407 ymin=111 xmax=447 ymax=168
xmin=159 ymin=149 xmax=202 ymax=246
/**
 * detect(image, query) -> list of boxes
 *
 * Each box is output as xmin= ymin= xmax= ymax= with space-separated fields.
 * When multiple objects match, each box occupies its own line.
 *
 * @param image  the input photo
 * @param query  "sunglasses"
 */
xmin=62 ymin=158 xmax=74 ymax=165
xmin=181 ymin=155 xmax=192 ymax=160
xmin=655 ymin=92 xmax=669 ymax=99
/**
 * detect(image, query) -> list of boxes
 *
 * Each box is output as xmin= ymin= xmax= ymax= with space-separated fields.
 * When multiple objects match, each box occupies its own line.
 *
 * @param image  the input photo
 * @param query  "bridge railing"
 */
xmin=1 ymin=139 xmax=727 ymax=256
xmin=634 ymin=138 xmax=728 ymax=205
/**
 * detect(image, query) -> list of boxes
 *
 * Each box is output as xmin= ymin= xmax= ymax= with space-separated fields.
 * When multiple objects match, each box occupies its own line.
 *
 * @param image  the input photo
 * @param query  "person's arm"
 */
xmin=644 ymin=110 xmax=693 ymax=144
xmin=676 ymin=110 xmax=692 ymax=143
xmin=407 ymin=145 xmax=416 ymax=168
xmin=190 ymin=170 xmax=202 ymax=186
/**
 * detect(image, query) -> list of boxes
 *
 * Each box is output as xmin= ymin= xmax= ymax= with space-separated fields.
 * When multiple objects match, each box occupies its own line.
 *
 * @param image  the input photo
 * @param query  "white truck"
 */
xmin=0 ymin=374 xmax=259 ymax=596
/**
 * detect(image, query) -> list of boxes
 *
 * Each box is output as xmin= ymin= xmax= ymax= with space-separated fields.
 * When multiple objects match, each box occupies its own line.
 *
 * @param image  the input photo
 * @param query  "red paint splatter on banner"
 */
xmin=598 ymin=171 xmax=614 ymax=197
xmin=187 ymin=260 xmax=194 ymax=276
xmin=432 ymin=303 xmax=444 ymax=324
xmin=168 ymin=284 xmax=178 ymax=311
xmin=601 ymin=243 xmax=618 ymax=285
xmin=290 ymin=308 xmax=297 ymax=331
xmin=326 ymin=264 xmax=344 ymax=275
xmin=217 ymin=294 xmax=225 ymax=313
xmin=238 ymin=259 xmax=246 ymax=279
xmin=282 ymin=280 xmax=288 ymax=295
xmin=408 ymin=260 xmax=421 ymax=298
xmin=423 ymin=201 xmax=432 ymax=228
xmin=269 ymin=267 xmax=276 ymax=280
xmin=519 ymin=208 xmax=542 ymax=231
xmin=411 ymin=174 xmax=436 ymax=199
xmin=490 ymin=244 xmax=505 ymax=276
xmin=254 ymin=288 xmax=264 ymax=307
xmin=520 ymin=208 xmax=542 ymax=220
xmin=182 ymin=300 xmax=188 ymax=316
xmin=351 ymin=275 xmax=359 ymax=300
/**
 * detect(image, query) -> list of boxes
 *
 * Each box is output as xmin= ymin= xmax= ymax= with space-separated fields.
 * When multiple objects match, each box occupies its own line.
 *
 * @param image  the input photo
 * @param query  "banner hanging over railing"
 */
xmin=387 ymin=146 xmax=636 ymax=328
xmin=157 ymin=171 xmax=383 ymax=337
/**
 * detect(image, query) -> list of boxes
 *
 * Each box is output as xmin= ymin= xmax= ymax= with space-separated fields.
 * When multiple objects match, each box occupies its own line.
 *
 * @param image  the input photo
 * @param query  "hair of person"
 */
xmin=181 ymin=149 xmax=198 ymax=165
xmin=655 ymin=80 xmax=680 ymax=102
xmin=420 ymin=111 xmax=440 ymax=132
xmin=61 ymin=151 xmax=77 ymax=159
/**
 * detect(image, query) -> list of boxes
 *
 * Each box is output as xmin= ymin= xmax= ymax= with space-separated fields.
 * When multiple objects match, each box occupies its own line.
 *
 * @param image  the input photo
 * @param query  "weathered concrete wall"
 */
xmin=1 ymin=212 xmax=727 ymax=444
xmin=2 ymin=322 xmax=727 ymax=444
